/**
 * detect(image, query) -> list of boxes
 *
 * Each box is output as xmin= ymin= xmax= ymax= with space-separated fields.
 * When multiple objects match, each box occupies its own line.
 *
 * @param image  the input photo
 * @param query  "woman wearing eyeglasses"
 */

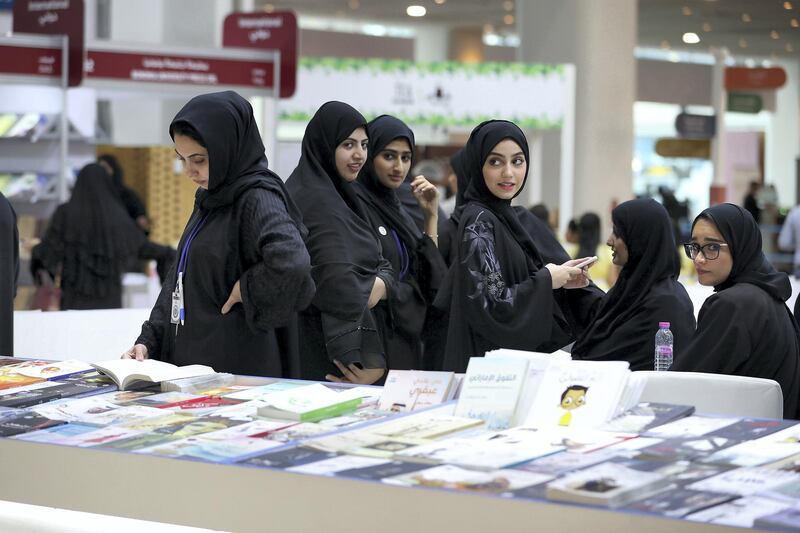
xmin=673 ymin=203 xmax=800 ymax=418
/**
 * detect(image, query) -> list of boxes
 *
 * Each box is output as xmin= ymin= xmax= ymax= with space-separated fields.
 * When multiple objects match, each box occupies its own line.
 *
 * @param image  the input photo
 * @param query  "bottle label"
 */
xmin=657 ymin=346 xmax=673 ymax=356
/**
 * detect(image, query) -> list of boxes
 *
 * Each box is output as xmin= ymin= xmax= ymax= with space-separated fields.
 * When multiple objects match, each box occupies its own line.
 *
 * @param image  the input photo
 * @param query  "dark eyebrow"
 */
xmin=343 ymin=137 xmax=368 ymax=143
xmin=487 ymin=151 xmax=525 ymax=158
xmin=175 ymin=150 xmax=206 ymax=158
xmin=692 ymin=237 xmax=725 ymax=243
xmin=381 ymin=149 xmax=412 ymax=155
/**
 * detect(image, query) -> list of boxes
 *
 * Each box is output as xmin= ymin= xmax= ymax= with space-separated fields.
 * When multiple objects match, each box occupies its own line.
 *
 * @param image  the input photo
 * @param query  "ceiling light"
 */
xmin=787 ymin=43 xmax=795 ymax=52
xmin=784 ymin=1 xmax=793 ymax=9
xmin=739 ymin=38 xmax=748 ymax=48
xmin=745 ymin=58 xmax=756 ymax=68
xmin=434 ymin=0 xmax=446 ymax=4
xmin=660 ymin=40 xmax=670 ymax=49
xmin=503 ymin=1 xmax=514 ymax=11
xmin=406 ymin=5 xmax=426 ymax=17
xmin=682 ymin=6 xmax=692 ymax=16
xmin=504 ymin=14 xmax=515 ymax=25
xmin=702 ymin=22 xmax=712 ymax=32
xmin=263 ymin=3 xmax=275 ymax=12
xmin=682 ymin=32 xmax=700 ymax=44
xmin=742 ymin=13 xmax=752 ymax=23
xmin=771 ymin=30 xmax=781 ymax=39
xmin=669 ymin=52 xmax=680 ymax=63
xmin=348 ymin=0 xmax=359 ymax=9
xmin=483 ymin=23 xmax=495 ymax=34
xmin=792 ymin=18 xmax=799 ymax=28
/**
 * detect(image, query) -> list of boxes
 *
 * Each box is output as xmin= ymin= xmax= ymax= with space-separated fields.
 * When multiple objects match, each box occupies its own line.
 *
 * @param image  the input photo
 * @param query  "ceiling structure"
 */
xmin=254 ymin=0 xmax=800 ymax=60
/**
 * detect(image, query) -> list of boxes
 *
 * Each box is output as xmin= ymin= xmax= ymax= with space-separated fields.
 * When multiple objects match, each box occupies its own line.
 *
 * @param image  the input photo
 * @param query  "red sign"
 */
xmin=223 ymin=11 xmax=298 ymax=98
xmin=12 ymin=0 xmax=84 ymax=86
xmin=0 ymin=44 xmax=62 ymax=78
xmin=725 ymin=67 xmax=787 ymax=91
xmin=85 ymin=50 xmax=275 ymax=89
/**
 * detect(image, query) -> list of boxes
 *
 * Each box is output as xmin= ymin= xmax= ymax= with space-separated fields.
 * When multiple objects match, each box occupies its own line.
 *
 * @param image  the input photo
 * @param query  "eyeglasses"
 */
xmin=683 ymin=242 xmax=729 ymax=260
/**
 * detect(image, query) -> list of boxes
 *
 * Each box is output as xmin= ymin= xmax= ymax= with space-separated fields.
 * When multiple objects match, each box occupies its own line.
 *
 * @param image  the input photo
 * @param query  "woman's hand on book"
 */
xmin=327 ymin=360 xmax=385 ymax=385
xmin=121 ymin=344 xmax=149 ymax=361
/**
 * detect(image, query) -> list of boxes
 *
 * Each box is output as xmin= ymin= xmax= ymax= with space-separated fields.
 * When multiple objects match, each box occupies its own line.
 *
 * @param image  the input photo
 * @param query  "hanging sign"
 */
xmin=655 ymin=138 xmax=711 ymax=159
xmin=675 ymin=112 xmax=716 ymax=139
xmin=727 ymin=92 xmax=763 ymax=114
xmin=725 ymin=67 xmax=787 ymax=91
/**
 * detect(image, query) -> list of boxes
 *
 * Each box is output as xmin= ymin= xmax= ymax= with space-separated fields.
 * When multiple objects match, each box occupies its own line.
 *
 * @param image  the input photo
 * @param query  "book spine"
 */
xmin=299 ymin=398 xmax=362 ymax=422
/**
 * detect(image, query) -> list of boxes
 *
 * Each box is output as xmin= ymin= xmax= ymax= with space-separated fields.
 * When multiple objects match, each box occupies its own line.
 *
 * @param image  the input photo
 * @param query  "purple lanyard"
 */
xmin=177 ymin=212 xmax=209 ymax=285
xmin=390 ymin=228 xmax=410 ymax=281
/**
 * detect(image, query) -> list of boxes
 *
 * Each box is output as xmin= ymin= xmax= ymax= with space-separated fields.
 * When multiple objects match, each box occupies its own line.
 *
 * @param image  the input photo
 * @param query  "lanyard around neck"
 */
xmin=177 ymin=212 xmax=209 ymax=278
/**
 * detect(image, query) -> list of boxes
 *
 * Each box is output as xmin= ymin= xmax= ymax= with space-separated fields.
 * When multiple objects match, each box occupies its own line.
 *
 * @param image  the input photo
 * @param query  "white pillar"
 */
xmin=710 ymin=49 xmax=727 ymax=193
xmin=516 ymin=0 xmax=636 ymax=235
xmin=414 ymin=24 xmax=449 ymax=63
xmin=766 ymin=58 xmax=800 ymax=207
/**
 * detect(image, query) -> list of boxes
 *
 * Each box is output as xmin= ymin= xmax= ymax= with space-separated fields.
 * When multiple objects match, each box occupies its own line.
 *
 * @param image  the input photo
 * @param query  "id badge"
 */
xmin=170 ymin=291 xmax=181 ymax=324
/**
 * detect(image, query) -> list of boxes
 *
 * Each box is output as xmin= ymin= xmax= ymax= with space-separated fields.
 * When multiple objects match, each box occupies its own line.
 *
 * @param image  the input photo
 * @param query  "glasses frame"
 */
xmin=683 ymin=242 xmax=729 ymax=261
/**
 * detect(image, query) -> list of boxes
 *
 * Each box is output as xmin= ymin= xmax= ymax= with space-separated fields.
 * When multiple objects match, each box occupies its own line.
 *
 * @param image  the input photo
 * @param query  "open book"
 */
xmin=90 ymin=359 xmax=216 ymax=391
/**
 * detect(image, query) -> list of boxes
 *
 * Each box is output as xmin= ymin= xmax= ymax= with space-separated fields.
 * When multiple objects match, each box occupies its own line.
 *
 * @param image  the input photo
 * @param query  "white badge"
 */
xmin=378 ymin=226 xmax=387 ymax=236
xmin=170 ymin=292 xmax=181 ymax=324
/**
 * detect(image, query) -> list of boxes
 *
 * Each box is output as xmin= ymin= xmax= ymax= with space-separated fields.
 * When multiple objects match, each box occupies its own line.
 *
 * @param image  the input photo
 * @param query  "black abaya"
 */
xmin=673 ymin=203 xmax=800 ymax=418
xmin=0 ymin=192 xmax=18 ymax=356
xmin=571 ymin=198 xmax=695 ymax=371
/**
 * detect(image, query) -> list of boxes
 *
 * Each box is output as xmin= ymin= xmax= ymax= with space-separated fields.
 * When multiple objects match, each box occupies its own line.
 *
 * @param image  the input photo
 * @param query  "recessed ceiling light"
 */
xmin=682 ymin=6 xmax=692 ymax=16
xmin=503 ymin=1 xmax=514 ymax=11
xmin=792 ymin=18 xmax=799 ymax=28
xmin=263 ymin=3 xmax=275 ymax=12
xmin=434 ymin=0 xmax=446 ymax=4
xmin=784 ymin=1 xmax=793 ymax=9
xmin=742 ymin=13 xmax=752 ymax=23
xmin=745 ymin=58 xmax=756 ymax=68
xmin=702 ymin=22 xmax=712 ymax=32
xmin=682 ymin=32 xmax=700 ymax=44
xmin=483 ymin=23 xmax=495 ymax=34
xmin=771 ymin=30 xmax=781 ymax=39
xmin=739 ymin=38 xmax=748 ymax=48
xmin=406 ymin=5 xmax=426 ymax=17
xmin=504 ymin=14 xmax=515 ymax=25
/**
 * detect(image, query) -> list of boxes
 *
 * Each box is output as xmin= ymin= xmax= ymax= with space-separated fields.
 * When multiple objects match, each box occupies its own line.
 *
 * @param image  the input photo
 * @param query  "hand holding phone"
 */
xmin=574 ymin=256 xmax=599 ymax=269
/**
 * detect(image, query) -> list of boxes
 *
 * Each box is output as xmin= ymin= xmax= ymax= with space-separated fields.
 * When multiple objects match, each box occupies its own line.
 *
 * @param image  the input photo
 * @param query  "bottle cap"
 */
xmin=659 ymin=322 xmax=670 ymax=328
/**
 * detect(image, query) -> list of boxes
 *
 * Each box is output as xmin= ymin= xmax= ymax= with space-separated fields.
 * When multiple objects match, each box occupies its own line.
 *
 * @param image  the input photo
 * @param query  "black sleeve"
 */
xmin=137 ymin=240 xmax=177 ymax=283
xmin=135 ymin=257 xmax=177 ymax=360
xmin=31 ymin=206 xmax=66 ymax=280
xmin=121 ymin=187 xmax=147 ymax=220
xmin=238 ymin=188 xmax=315 ymax=332
xmin=459 ymin=215 xmax=555 ymax=348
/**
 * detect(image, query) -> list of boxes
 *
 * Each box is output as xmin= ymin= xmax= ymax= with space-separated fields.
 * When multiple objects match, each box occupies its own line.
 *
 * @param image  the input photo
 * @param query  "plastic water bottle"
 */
xmin=654 ymin=322 xmax=674 ymax=371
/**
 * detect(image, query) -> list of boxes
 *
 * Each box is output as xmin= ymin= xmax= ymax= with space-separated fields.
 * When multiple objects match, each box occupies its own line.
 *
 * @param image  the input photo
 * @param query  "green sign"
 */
xmin=727 ymin=92 xmax=763 ymax=114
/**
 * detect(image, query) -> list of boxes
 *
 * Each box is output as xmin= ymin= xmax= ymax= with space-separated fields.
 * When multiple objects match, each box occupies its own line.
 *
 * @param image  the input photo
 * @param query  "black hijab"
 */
xmin=449 ymin=149 xmax=469 ymax=226
xmin=97 ymin=154 xmax=125 ymax=195
xmin=170 ymin=91 xmax=303 ymax=227
xmin=286 ymin=101 xmax=381 ymax=321
xmin=461 ymin=120 xmax=543 ymax=268
xmin=695 ymin=203 xmax=791 ymax=301
xmin=356 ymin=114 xmax=421 ymax=247
xmin=571 ymin=198 xmax=692 ymax=366
xmin=37 ymin=163 xmax=144 ymax=297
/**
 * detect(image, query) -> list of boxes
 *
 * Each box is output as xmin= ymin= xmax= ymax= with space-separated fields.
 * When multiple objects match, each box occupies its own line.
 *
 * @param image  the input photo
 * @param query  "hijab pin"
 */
xmin=378 ymin=226 xmax=388 ymax=236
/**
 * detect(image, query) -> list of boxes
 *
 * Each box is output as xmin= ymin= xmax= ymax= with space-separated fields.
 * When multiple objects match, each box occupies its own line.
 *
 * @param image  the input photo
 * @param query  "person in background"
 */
xmin=286 ymin=101 xmax=392 ymax=385
xmin=743 ymin=180 xmax=762 ymax=224
xmin=0 ymin=191 xmax=18 ymax=356
xmin=575 ymin=212 xmax=615 ymax=289
xmin=673 ymin=203 xmax=800 ymax=418
xmin=778 ymin=203 xmax=800 ymax=279
xmin=438 ymin=149 xmax=469 ymax=266
xmin=97 ymin=154 xmax=151 ymax=235
xmin=124 ymin=91 xmax=314 ymax=377
xmin=571 ymin=198 xmax=695 ymax=371
xmin=31 ymin=163 xmax=146 ymax=310
xmin=354 ymin=114 xmax=447 ymax=371
xmin=529 ymin=203 xmax=553 ymax=234
xmin=434 ymin=120 xmax=593 ymax=372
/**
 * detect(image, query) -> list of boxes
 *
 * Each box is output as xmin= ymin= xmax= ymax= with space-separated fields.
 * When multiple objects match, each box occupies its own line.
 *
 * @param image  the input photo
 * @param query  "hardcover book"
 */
xmin=386 ymin=464 xmax=554 ymax=494
xmin=545 ymin=462 xmax=670 ymax=508
xmin=623 ymin=487 xmax=736 ymax=518
xmin=256 ymin=384 xmax=361 ymax=422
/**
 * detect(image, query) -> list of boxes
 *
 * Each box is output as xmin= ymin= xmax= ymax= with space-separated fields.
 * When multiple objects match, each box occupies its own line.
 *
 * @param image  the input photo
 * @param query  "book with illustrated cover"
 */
xmin=545 ymin=462 xmax=670 ymax=508
xmin=98 ymin=414 xmax=247 ymax=451
xmin=55 ymin=371 xmax=117 ymax=390
xmin=58 ymin=425 xmax=150 ymax=447
xmin=0 ymin=369 xmax=45 ymax=391
xmin=623 ymin=486 xmax=736 ymax=518
xmin=686 ymin=495 xmax=794 ymax=527
xmin=90 ymin=359 xmax=216 ymax=391
xmin=378 ymin=370 xmax=454 ymax=412
xmin=454 ymin=357 xmax=528 ymax=430
xmin=634 ymin=435 xmax=742 ymax=462
xmin=369 ymin=414 xmax=484 ymax=441
xmin=523 ymin=360 xmax=632 ymax=429
xmin=642 ymin=415 xmax=740 ymax=439
xmin=608 ymin=457 xmax=735 ymax=487
xmin=386 ymin=464 xmax=554 ymax=494
xmin=333 ymin=460 xmax=432 ymax=482
xmin=518 ymin=448 xmax=620 ymax=476
xmin=156 ymin=395 xmax=244 ymax=415
xmin=705 ymin=418 xmax=797 ymax=441
xmin=265 ymin=422 xmax=334 ymax=443
xmin=687 ymin=466 xmax=800 ymax=496
xmin=532 ymin=427 xmax=636 ymax=454
xmin=223 ymin=381 xmax=306 ymax=401
xmin=286 ymin=454 xmax=391 ymax=475
xmin=0 ymin=411 xmax=66 ymax=437
xmin=700 ymin=438 xmax=800 ymax=467
xmin=136 ymin=433 xmax=285 ymax=463
xmin=602 ymin=402 xmax=695 ymax=433
xmin=0 ymin=383 xmax=65 ymax=409
xmin=12 ymin=422 xmax=99 ymax=445
xmin=256 ymin=384 xmax=361 ymax=422
xmin=12 ymin=359 xmax=94 ymax=380
xmin=239 ymin=446 xmax=338 ymax=468
xmin=126 ymin=391 xmax=204 ymax=408
xmin=160 ymin=373 xmax=235 ymax=393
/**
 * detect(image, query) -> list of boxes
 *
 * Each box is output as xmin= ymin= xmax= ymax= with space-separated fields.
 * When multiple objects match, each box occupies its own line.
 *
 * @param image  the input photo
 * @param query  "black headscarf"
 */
xmin=97 ymin=154 xmax=124 ymax=195
xmin=571 ymin=198 xmax=694 ymax=368
xmin=449 ymin=149 xmax=469 ymax=226
xmin=286 ymin=101 xmax=381 ymax=321
xmin=36 ymin=163 xmax=144 ymax=297
xmin=357 ymin=115 xmax=421 ymax=247
xmin=695 ymin=203 xmax=791 ymax=301
xmin=97 ymin=153 xmax=147 ymax=224
xmin=461 ymin=120 xmax=543 ymax=267
xmin=577 ymin=212 xmax=601 ymax=259
xmin=170 ymin=91 xmax=303 ymax=228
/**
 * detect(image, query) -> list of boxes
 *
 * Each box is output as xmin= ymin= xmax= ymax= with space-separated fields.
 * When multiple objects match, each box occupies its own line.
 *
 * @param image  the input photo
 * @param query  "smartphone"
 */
xmin=574 ymin=256 xmax=598 ymax=269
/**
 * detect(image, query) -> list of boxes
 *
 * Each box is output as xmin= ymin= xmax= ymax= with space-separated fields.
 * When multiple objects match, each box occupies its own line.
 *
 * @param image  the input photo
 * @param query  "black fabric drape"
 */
xmin=0 ymin=192 xmax=18 ymax=356
xmin=31 ymin=163 xmax=145 ymax=309
xmin=354 ymin=115 xmax=447 ymax=370
xmin=137 ymin=91 xmax=314 ymax=377
xmin=571 ymin=198 xmax=695 ymax=370
xmin=673 ymin=203 xmax=800 ymax=418
xmin=286 ymin=101 xmax=390 ymax=380
xmin=434 ymin=120 xmax=574 ymax=371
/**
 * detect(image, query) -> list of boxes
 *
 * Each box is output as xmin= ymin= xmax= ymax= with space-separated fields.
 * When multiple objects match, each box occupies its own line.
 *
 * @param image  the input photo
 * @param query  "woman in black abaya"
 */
xmin=125 ymin=91 xmax=314 ymax=377
xmin=354 ymin=115 xmax=447 ymax=370
xmin=673 ymin=203 xmax=800 ymax=418
xmin=97 ymin=154 xmax=150 ymax=234
xmin=571 ymin=198 xmax=695 ymax=371
xmin=286 ymin=101 xmax=392 ymax=384
xmin=435 ymin=120 xmax=592 ymax=372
